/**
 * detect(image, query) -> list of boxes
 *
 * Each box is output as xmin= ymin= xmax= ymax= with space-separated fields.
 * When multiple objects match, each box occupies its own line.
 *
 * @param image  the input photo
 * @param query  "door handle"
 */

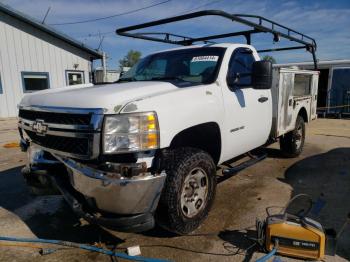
xmin=258 ymin=97 xmax=268 ymax=103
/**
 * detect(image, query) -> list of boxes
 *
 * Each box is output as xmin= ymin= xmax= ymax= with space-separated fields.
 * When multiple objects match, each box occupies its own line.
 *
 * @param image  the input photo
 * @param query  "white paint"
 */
xmin=272 ymin=68 xmax=319 ymax=136
xmin=0 ymin=11 xmax=95 ymax=117
xmin=127 ymin=246 xmax=142 ymax=256
xmin=19 ymin=43 xmax=319 ymax=165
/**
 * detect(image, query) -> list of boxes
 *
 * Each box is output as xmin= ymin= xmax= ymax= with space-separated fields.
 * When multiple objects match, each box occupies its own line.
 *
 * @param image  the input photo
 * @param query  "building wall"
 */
xmin=94 ymin=69 xmax=120 ymax=83
xmin=0 ymin=11 xmax=93 ymax=117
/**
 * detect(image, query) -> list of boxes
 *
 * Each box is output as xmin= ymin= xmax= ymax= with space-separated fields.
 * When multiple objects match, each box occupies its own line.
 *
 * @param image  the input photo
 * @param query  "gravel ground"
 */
xmin=0 ymin=117 xmax=349 ymax=262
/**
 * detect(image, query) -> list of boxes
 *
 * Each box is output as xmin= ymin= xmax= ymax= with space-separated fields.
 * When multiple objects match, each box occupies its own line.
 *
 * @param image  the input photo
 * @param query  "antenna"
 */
xmin=42 ymin=7 xmax=51 ymax=24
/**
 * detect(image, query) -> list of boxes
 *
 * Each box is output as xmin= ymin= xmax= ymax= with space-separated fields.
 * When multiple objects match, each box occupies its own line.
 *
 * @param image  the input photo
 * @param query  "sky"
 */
xmin=2 ymin=0 xmax=350 ymax=69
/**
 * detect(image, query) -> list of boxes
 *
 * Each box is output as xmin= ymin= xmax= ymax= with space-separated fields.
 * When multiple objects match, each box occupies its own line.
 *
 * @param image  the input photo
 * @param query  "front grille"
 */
xmin=25 ymin=130 xmax=89 ymax=156
xmin=19 ymin=107 xmax=103 ymax=159
xmin=19 ymin=109 xmax=91 ymax=125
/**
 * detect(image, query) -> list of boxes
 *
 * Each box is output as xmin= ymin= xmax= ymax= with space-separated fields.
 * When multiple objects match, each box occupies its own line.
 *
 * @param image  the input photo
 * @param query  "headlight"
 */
xmin=103 ymin=112 xmax=159 ymax=153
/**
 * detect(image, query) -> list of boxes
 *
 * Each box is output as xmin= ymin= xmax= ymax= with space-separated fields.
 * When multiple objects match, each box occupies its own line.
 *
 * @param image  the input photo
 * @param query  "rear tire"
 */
xmin=280 ymin=115 xmax=305 ymax=157
xmin=156 ymin=147 xmax=216 ymax=235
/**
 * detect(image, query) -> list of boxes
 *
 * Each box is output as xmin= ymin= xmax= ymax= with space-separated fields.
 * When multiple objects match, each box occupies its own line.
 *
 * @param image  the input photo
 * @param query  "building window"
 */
xmin=0 ymin=73 xmax=3 ymax=94
xmin=66 ymin=70 xmax=85 ymax=86
xmin=21 ymin=72 xmax=50 ymax=92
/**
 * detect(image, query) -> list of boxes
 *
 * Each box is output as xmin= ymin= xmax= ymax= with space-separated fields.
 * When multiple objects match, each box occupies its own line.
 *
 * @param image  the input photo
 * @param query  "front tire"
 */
xmin=156 ymin=148 xmax=217 ymax=234
xmin=280 ymin=115 xmax=305 ymax=157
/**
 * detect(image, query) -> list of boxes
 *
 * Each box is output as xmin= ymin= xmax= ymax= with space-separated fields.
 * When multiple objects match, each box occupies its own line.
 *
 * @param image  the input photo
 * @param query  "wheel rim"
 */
xmin=180 ymin=167 xmax=209 ymax=218
xmin=295 ymin=125 xmax=303 ymax=149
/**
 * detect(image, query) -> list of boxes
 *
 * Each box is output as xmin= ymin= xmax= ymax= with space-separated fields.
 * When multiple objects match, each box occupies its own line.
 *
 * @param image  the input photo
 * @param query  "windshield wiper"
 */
xmin=118 ymin=77 xmax=136 ymax=82
xmin=149 ymin=76 xmax=186 ymax=82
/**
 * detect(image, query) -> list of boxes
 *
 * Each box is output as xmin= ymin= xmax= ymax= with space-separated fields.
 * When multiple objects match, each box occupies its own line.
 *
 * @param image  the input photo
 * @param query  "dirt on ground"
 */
xmin=0 ymin=118 xmax=349 ymax=262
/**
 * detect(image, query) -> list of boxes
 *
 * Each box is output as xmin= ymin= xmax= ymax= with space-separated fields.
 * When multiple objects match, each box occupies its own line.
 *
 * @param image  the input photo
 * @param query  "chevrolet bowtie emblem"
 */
xmin=32 ymin=119 xmax=48 ymax=135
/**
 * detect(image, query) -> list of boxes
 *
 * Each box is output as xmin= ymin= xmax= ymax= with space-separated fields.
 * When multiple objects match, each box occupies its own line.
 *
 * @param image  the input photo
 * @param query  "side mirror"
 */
xmin=252 ymin=61 xmax=272 ymax=89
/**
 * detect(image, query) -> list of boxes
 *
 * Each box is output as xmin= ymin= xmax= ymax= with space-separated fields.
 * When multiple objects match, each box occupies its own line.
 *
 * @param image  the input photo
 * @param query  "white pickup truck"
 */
xmin=18 ymin=11 xmax=319 ymax=234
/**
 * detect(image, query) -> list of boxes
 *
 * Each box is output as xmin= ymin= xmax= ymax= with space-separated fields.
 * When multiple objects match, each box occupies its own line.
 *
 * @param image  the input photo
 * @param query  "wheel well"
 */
xmin=298 ymin=107 xmax=308 ymax=123
xmin=170 ymin=122 xmax=221 ymax=165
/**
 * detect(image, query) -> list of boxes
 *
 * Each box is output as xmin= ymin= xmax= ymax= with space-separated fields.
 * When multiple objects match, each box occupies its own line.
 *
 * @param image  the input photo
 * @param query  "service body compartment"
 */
xmin=271 ymin=67 xmax=319 ymax=138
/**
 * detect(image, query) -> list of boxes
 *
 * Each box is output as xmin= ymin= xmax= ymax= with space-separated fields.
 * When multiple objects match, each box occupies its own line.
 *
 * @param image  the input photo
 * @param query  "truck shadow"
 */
xmin=218 ymin=229 xmax=258 ymax=262
xmin=280 ymin=147 xmax=350 ymax=260
xmin=0 ymin=166 xmax=124 ymax=246
xmin=263 ymin=147 xmax=287 ymax=159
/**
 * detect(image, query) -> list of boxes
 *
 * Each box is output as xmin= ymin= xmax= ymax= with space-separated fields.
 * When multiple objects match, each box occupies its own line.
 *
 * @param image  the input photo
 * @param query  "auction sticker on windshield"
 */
xmin=191 ymin=56 xmax=219 ymax=62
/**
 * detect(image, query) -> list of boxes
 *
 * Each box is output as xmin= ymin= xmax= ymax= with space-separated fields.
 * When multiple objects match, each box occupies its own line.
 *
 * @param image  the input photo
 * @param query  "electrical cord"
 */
xmin=255 ymin=247 xmax=277 ymax=262
xmin=0 ymin=222 xmax=269 ymax=259
xmin=0 ymin=236 xmax=167 ymax=262
xmin=130 ymin=244 xmax=247 ymax=257
xmin=255 ymin=239 xmax=279 ymax=262
xmin=255 ymin=219 xmax=266 ymax=249
xmin=0 ymin=241 xmax=72 ymax=256
xmin=114 ymin=237 xmax=258 ymax=258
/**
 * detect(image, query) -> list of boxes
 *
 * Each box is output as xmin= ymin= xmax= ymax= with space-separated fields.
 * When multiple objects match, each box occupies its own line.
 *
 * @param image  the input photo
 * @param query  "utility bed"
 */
xmin=271 ymin=67 xmax=319 ymax=138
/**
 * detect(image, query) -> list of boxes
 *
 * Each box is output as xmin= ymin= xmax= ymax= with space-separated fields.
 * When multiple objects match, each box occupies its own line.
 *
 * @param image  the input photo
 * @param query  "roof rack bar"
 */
xmin=257 ymin=46 xmax=307 ymax=53
xmin=134 ymin=32 xmax=192 ymax=40
xmin=116 ymin=9 xmax=317 ymax=69
xmin=177 ymin=29 xmax=260 ymax=45
xmin=117 ymin=10 xmax=316 ymax=48
xmin=134 ymin=32 xmax=216 ymax=44
xmin=234 ymin=14 xmax=316 ymax=46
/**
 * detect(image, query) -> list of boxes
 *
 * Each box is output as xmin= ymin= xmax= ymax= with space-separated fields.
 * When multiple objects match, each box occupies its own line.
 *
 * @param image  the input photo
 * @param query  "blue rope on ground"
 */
xmin=255 ymin=248 xmax=277 ymax=262
xmin=0 ymin=236 xmax=168 ymax=262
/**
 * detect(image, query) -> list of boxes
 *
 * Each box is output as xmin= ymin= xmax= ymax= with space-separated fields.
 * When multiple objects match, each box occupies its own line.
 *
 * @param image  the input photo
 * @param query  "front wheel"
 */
xmin=156 ymin=148 xmax=217 ymax=234
xmin=280 ymin=115 xmax=305 ymax=157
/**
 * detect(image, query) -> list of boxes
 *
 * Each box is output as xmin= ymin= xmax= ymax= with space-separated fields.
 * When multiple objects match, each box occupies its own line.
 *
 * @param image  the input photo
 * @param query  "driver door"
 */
xmin=220 ymin=47 xmax=272 ymax=161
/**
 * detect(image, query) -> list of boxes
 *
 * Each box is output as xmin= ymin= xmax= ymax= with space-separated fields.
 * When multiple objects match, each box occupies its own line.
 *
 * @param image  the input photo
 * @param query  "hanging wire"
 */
xmin=49 ymin=0 xmax=172 ymax=26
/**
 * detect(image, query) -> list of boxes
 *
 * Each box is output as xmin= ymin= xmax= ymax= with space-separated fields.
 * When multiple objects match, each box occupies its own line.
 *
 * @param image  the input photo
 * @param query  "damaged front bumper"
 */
xmin=21 ymin=142 xmax=61 ymax=195
xmin=56 ymin=157 xmax=166 ymax=232
xmin=56 ymin=156 xmax=166 ymax=215
xmin=21 ymin=141 xmax=166 ymax=232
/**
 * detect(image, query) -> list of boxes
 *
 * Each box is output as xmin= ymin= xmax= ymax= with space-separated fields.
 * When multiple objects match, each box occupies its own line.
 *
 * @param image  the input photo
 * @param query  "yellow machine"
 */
xmin=264 ymin=214 xmax=325 ymax=260
xmin=257 ymin=194 xmax=326 ymax=260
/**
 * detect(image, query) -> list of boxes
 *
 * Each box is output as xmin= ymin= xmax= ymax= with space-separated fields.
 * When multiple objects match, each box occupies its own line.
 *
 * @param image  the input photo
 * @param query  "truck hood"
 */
xmin=20 ymin=82 xmax=179 ymax=113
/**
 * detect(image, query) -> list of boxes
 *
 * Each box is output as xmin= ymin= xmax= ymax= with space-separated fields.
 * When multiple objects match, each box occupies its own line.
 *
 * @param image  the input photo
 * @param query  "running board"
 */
xmin=220 ymin=152 xmax=267 ymax=180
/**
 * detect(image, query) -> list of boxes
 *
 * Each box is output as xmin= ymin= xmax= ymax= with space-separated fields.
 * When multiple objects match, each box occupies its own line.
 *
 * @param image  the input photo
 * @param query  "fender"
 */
xmin=298 ymin=107 xmax=309 ymax=123
xmin=121 ymin=82 xmax=225 ymax=151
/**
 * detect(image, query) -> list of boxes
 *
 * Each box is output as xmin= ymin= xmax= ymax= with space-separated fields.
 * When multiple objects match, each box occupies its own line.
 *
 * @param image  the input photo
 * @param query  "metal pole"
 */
xmin=311 ymin=47 xmax=318 ymax=70
xmin=102 ymin=52 xmax=107 ymax=83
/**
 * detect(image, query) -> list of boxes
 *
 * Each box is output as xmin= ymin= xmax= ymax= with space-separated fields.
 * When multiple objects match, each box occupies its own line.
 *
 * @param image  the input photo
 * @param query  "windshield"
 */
xmin=120 ymin=47 xmax=225 ymax=86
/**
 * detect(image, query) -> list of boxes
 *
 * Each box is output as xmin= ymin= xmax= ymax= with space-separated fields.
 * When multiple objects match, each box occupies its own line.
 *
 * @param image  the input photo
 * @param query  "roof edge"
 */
xmin=0 ymin=2 xmax=103 ymax=59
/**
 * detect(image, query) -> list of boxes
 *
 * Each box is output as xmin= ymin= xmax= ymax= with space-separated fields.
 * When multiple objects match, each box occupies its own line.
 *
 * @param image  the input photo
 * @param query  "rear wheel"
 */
xmin=156 ymin=148 xmax=216 ymax=234
xmin=280 ymin=115 xmax=305 ymax=157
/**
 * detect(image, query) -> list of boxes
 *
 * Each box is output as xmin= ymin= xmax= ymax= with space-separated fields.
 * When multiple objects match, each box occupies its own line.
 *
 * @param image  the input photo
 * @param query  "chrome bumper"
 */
xmin=26 ymin=142 xmax=61 ymax=166
xmin=56 ymin=156 xmax=166 ymax=215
